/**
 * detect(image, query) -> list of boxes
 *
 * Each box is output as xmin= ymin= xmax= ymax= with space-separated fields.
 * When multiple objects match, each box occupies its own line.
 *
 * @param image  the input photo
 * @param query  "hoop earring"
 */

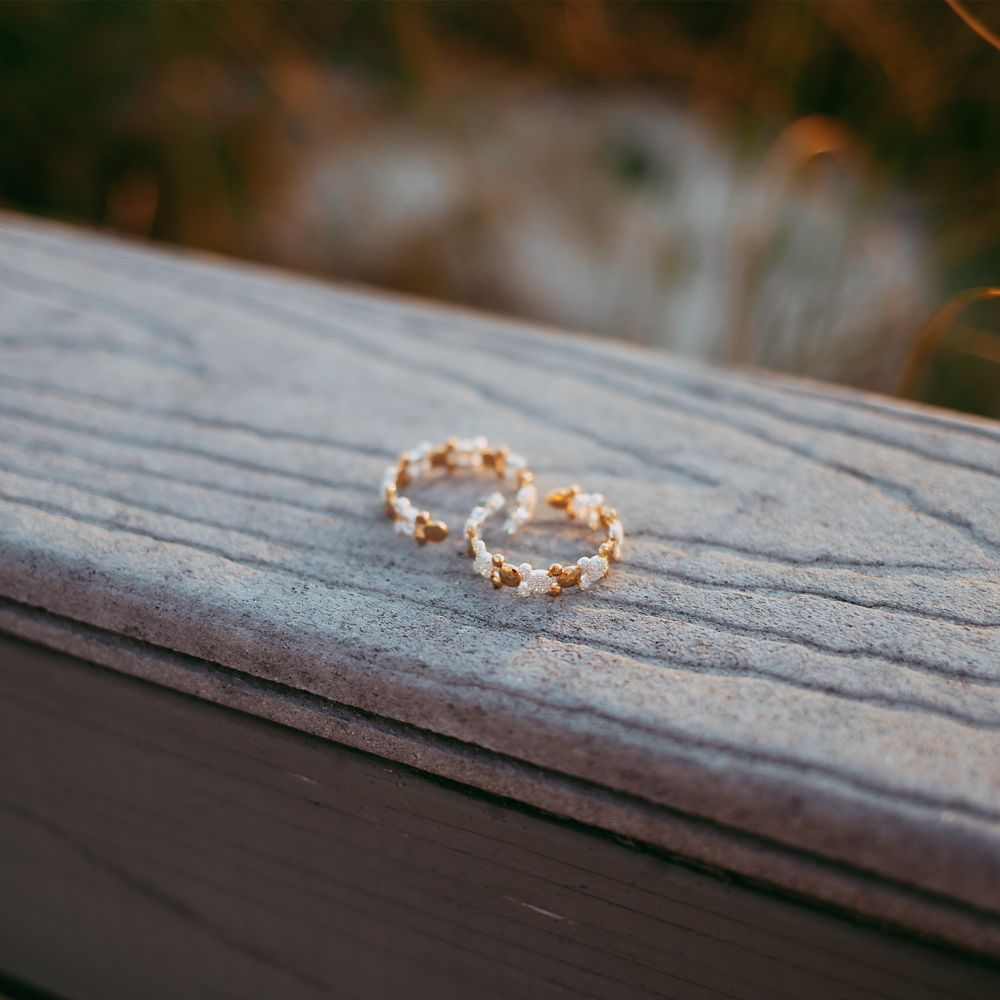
xmin=466 ymin=484 xmax=623 ymax=596
xmin=381 ymin=436 xmax=536 ymax=545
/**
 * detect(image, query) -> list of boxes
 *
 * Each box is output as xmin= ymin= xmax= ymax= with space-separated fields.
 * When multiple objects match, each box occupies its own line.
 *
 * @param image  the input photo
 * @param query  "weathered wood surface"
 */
xmin=0 ymin=213 xmax=998 ymax=954
xmin=3 ymin=633 xmax=998 ymax=1000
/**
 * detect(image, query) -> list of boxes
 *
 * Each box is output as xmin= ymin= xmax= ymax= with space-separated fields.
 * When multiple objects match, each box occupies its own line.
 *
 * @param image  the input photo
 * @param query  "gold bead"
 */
xmin=547 ymin=563 xmax=563 ymax=577
xmin=415 ymin=510 xmax=430 ymax=525
xmin=557 ymin=565 xmax=581 ymax=588
xmin=599 ymin=541 xmax=613 ymax=558
xmin=516 ymin=469 xmax=534 ymax=486
xmin=423 ymin=520 xmax=448 ymax=543
xmin=599 ymin=506 xmax=618 ymax=526
xmin=492 ymin=552 xmax=505 ymax=567
xmin=499 ymin=563 xmax=522 ymax=587
xmin=549 ymin=584 xmax=562 ymax=597
xmin=467 ymin=537 xmax=477 ymax=557
xmin=546 ymin=488 xmax=573 ymax=508
xmin=414 ymin=524 xmax=427 ymax=545
xmin=491 ymin=571 xmax=504 ymax=589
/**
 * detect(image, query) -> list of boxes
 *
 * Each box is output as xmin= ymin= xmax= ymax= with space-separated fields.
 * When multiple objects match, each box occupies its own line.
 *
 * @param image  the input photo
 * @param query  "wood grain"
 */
xmin=3 ymin=633 xmax=999 ymax=1000
xmin=0 ymin=213 xmax=998 ymax=954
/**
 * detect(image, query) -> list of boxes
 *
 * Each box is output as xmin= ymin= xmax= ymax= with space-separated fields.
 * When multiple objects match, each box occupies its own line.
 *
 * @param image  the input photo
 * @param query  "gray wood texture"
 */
xmin=0 ymin=213 xmax=998 ymax=955
xmin=3 ymin=632 xmax=999 ymax=1000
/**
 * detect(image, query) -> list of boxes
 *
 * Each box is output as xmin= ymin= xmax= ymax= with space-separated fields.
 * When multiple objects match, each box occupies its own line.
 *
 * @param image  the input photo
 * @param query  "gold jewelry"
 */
xmin=466 ymin=484 xmax=623 ymax=596
xmin=381 ymin=436 xmax=535 ymax=545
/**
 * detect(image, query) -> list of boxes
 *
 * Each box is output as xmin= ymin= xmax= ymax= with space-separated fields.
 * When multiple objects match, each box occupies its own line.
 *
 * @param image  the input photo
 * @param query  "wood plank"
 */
xmin=0 ymin=213 xmax=998 ymax=954
xmin=2 ymin=633 xmax=998 ymax=1000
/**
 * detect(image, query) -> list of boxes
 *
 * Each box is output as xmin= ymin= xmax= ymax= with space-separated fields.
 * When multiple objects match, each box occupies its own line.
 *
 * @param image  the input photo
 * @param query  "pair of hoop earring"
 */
xmin=380 ymin=437 xmax=623 ymax=598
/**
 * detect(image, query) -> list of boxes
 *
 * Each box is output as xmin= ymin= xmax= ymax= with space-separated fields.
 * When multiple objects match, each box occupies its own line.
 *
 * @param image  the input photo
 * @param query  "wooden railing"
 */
xmin=0 ymin=212 xmax=998 ymax=967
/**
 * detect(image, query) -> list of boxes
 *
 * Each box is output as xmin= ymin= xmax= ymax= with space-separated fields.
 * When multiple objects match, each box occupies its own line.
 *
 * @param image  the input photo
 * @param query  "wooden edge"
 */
xmin=2 ymin=598 xmax=999 ymax=961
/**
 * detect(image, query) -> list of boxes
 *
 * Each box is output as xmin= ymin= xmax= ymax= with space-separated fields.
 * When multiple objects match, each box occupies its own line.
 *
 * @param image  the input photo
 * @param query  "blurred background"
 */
xmin=1 ymin=0 xmax=998 ymax=416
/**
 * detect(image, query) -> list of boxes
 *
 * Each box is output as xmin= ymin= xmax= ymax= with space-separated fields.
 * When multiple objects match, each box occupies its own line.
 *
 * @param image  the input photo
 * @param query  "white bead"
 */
xmin=485 ymin=491 xmax=505 ymax=512
xmin=452 ymin=437 xmax=484 ymax=468
xmin=503 ymin=507 xmax=529 ymax=534
xmin=569 ymin=492 xmax=605 ymax=529
xmin=402 ymin=443 xmax=433 ymax=478
xmin=394 ymin=519 xmax=415 ymax=536
xmin=472 ymin=539 xmax=493 ymax=577
xmin=507 ymin=452 xmax=526 ymax=472
xmin=518 ymin=562 xmax=533 ymax=577
xmin=577 ymin=555 xmax=608 ymax=590
xmin=608 ymin=520 xmax=624 ymax=557
xmin=518 ymin=569 xmax=551 ymax=597
xmin=473 ymin=435 xmax=489 ymax=451
xmin=465 ymin=505 xmax=488 ymax=535
xmin=516 ymin=483 xmax=538 ymax=515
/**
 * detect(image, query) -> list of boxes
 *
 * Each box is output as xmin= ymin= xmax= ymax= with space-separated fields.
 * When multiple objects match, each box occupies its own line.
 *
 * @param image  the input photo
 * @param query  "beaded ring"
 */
xmin=381 ymin=436 xmax=536 ymax=545
xmin=466 ymin=484 xmax=624 ymax=597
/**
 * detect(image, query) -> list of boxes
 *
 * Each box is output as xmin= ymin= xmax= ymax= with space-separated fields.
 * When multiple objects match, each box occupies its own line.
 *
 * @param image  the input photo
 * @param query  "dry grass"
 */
xmin=0 ymin=0 xmax=997 ymax=413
